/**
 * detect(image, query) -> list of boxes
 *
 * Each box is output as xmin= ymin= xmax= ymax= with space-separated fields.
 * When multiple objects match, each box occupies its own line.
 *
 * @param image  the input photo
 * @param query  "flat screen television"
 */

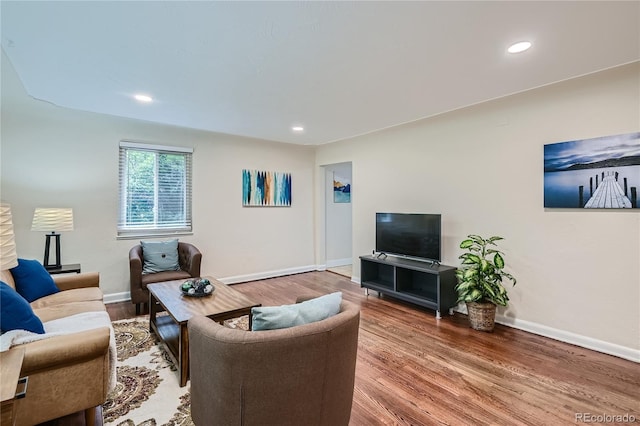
xmin=376 ymin=213 xmax=441 ymax=262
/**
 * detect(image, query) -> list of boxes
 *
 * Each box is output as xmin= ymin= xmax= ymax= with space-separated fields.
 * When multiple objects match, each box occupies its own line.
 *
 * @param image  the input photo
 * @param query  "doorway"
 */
xmin=324 ymin=162 xmax=352 ymax=278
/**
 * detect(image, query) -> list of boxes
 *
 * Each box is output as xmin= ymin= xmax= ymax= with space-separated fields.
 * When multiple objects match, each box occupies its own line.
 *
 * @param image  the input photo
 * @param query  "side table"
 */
xmin=46 ymin=264 xmax=81 ymax=275
xmin=1 ymin=347 xmax=27 ymax=426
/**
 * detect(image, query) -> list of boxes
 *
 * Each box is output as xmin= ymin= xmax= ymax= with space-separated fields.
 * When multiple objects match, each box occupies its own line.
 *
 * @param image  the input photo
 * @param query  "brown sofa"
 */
xmin=0 ymin=269 xmax=111 ymax=426
xmin=129 ymin=242 xmax=202 ymax=314
xmin=188 ymin=297 xmax=360 ymax=426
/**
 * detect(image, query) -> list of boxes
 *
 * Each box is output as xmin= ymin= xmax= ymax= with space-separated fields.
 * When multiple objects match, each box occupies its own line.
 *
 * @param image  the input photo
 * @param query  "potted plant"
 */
xmin=455 ymin=235 xmax=516 ymax=331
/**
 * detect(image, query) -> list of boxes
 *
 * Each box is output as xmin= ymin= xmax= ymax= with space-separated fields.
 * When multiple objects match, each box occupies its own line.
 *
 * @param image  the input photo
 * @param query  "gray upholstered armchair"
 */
xmin=129 ymin=242 xmax=201 ymax=314
xmin=188 ymin=298 xmax=360 ymax=426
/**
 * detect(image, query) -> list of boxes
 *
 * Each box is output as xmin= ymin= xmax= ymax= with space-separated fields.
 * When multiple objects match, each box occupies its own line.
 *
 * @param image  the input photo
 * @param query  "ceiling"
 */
xmin=2 ymin=1 xmax=639 ymax=145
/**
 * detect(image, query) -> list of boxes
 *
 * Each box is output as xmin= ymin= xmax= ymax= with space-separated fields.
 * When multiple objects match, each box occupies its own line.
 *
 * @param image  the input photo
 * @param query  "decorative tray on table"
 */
xmin=180 ymin=278 xmax=214 ymax=297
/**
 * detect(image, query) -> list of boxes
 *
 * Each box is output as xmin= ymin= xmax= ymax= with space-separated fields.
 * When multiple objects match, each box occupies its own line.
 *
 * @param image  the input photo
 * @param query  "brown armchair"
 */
xmin=129 ymin=242 xmax=202 ymax=314
xmin=188 ymin=298 xmax=360 ymax=426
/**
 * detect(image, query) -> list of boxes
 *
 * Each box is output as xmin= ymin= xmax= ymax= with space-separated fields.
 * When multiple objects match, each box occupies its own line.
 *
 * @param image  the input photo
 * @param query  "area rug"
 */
xmin=103 ymin=315 xmax=249 ymax=425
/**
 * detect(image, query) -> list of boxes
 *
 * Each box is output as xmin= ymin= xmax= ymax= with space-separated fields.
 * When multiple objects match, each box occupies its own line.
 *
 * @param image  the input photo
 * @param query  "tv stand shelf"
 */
xmin=360 ymin=255 xmax=458 ymax=319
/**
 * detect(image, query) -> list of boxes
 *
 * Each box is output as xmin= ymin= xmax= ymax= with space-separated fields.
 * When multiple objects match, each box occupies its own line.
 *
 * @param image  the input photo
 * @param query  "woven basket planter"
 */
xmin=466 ymin=301 xmax=497 ymax=332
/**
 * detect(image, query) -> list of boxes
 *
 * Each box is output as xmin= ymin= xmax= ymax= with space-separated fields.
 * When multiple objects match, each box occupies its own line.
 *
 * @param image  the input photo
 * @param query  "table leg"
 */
xmin=149 ymin=293 xmax=157 ymax=332
xmin=179 ymin=322 xmax=189 ymax=387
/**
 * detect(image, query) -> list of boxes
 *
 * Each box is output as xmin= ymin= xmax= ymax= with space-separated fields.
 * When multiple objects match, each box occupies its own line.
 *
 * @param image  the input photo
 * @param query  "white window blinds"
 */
xmin=118 ymin=141 xmax=193 ymax=237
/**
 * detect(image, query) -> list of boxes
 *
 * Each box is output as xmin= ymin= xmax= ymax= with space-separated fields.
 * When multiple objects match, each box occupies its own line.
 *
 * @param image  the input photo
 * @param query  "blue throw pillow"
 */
xmin=0 ymin=281 xmax=45 ymax=334
xmin=10 ymin=258 xmax=59 ymax=303
xmin=141 ymin=239 xmax=181 ymax=274
xmin=251 ymin=292 xmax=342 ymax=331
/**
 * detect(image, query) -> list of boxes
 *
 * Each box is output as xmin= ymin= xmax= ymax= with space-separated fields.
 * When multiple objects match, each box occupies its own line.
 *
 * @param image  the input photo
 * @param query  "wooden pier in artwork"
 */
xmin=579 ymin=170 xmax=637 ymax=208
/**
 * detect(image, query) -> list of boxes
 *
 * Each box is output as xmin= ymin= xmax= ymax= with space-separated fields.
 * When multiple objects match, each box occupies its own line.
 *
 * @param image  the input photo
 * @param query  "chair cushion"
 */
xmin=141 ymin=270 xmax=192 ymax=286
xmin=141 ymin=239 xmax=181 ymax=274
xmin=251 ymin=292 xmax=342 ymax=331
xmin=0 ymin=281 xmax=45 ymax=334
xmin=10 ymin=258 xmax=60 ymax=303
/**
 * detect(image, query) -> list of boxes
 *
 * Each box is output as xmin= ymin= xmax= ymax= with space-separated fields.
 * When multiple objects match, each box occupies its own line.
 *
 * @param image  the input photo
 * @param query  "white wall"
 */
xmin=1 ymin=53 xmax=316 ymax=299
xmin=324 ymin=162 xmax=352 ymax=267
xmin=315 ymin=63 xmax=640 ymax=359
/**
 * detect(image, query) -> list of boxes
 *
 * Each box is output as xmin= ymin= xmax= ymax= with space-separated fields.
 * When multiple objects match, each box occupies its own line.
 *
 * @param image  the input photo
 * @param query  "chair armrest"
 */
xmin=129 ymin=245 xmax=143 ymax=288
xmin=178 ymin=242 xmax=202 ymax=278
xmin=19 ymin=327 xmax=111 ymax=373
xmin=53 ymin=272 xmax=100 ymax=291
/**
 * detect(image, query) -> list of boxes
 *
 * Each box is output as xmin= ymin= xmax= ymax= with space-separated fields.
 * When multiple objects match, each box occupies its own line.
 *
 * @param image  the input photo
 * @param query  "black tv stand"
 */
xmin=360 ymin=255 xmax=457 ymax=319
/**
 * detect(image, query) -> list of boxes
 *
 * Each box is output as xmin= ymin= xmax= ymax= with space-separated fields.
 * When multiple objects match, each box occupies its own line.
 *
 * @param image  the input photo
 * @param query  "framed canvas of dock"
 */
xmin=543 ymin=132 xmax=640 ymax=209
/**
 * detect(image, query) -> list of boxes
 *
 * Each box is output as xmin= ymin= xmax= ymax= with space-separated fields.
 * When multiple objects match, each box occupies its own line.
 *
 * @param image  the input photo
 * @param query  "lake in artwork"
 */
xmin=543 ymin=132 xmax=640 ymax=209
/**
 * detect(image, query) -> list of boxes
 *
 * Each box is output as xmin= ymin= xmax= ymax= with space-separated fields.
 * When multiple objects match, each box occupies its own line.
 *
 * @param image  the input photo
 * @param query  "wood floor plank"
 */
xmin=107 ymin=271 xmax=640 ymax=425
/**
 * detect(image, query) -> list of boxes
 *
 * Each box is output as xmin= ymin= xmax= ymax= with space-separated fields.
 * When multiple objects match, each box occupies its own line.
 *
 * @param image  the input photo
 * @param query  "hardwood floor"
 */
xmin=107 ymin=271 xmax=639 ymax=425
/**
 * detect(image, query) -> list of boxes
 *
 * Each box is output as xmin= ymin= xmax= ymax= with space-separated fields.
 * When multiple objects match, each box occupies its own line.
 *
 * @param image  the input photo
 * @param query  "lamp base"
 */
xmin=43 ymin=233 xmax=62 ymax=269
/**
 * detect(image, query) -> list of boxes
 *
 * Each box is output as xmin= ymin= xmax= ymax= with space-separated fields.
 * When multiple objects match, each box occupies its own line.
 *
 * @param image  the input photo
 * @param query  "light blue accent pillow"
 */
xmin=141 ymin=239 xmax=181 ymax=274
xmin=251 ymin=292 xmax=342 ymax=331
xmin=0 ymin=281 xmax=45 ymax=334
xmin=10 ymin=258 xmax=59 ymax=303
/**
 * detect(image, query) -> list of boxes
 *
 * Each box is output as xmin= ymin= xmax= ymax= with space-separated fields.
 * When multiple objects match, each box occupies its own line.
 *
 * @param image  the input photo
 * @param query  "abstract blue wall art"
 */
xmin=333 ymin=172 xmax=351 ymax=203
xmin=242 ymin=169 xmax=292 ymax=207
xmin=544 ymin=132 xmax=640 ymax=209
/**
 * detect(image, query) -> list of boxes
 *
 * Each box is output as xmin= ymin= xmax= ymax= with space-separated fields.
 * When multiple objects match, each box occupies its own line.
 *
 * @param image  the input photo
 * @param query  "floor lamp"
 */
xmin=0 ymin=203 xmax=19 ymax=270
xmin=31 ymin=207 xmax=74 ymax=269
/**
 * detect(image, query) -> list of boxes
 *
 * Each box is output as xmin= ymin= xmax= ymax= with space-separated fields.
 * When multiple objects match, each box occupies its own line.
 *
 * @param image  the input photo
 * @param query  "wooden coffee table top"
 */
xmin=147 ymin=277 xmax=260 ymax=323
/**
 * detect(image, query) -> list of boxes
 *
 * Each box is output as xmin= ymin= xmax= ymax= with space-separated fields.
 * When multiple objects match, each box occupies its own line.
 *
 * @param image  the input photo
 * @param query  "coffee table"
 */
xmin=148 ymin=277 xmax=261 ymax=387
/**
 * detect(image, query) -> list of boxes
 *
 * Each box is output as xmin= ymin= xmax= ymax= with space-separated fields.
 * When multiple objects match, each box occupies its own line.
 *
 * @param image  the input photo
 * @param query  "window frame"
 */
xmin=117 ymin=140 xmax=193 ymax=239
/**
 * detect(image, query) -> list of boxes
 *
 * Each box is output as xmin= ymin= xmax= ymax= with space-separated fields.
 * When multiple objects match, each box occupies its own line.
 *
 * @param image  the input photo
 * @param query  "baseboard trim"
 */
xmin=219 ymin=265 xmax=319 ymax=285
xmin=104 ymin=291 xmax=130 ymax=304
xmin=326 ymin=258 xmax=352 ymax=268
xmin=450 ymin=305 xmax=638 ymax=363
xmin=494 ymin=314 xmax=640 ymax=363
xmin=104 ymin=266 xmax=324 ymax=302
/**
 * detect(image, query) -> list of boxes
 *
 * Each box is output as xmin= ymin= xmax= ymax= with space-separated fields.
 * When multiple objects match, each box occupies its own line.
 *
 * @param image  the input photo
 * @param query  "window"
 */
xmin=118 ymin=141 xmax=193 ymax=238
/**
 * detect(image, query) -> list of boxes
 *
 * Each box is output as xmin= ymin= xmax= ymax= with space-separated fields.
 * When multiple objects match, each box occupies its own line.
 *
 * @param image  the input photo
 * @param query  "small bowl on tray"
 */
xmin=180 ymin=278 xmax=214 ymax=297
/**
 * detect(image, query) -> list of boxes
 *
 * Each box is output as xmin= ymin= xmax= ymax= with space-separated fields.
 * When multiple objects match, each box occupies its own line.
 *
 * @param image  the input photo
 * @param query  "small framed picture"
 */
xmin=333 ymin=172 xmax=351 ymax=203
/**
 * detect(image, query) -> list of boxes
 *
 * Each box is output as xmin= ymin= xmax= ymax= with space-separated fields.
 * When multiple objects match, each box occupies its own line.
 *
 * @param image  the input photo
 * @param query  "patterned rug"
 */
xmin=103 ymin=315 xmax=249 ymax=425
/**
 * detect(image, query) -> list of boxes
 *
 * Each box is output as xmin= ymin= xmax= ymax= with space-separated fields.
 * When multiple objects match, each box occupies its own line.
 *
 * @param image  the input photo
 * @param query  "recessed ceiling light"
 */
xmin=507 ymin=41 xmax=532 ymax=54
xmin=292 ymin=126 xmax=304 ymax=132
xmin=134 ymin=94 xmax=153 ymax=103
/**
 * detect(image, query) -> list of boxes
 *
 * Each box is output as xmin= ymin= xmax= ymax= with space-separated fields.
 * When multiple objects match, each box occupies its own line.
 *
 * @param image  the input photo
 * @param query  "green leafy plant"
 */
xmin=455 ymin=235 xmax=516 ymax=306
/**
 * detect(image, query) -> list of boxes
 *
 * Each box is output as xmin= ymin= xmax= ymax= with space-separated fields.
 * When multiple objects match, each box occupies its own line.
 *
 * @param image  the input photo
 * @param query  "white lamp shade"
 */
xmin=31 ymin=208 xmax=74 ymax=232
xmin=0 ymin=203 xmax=19 ymax=270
